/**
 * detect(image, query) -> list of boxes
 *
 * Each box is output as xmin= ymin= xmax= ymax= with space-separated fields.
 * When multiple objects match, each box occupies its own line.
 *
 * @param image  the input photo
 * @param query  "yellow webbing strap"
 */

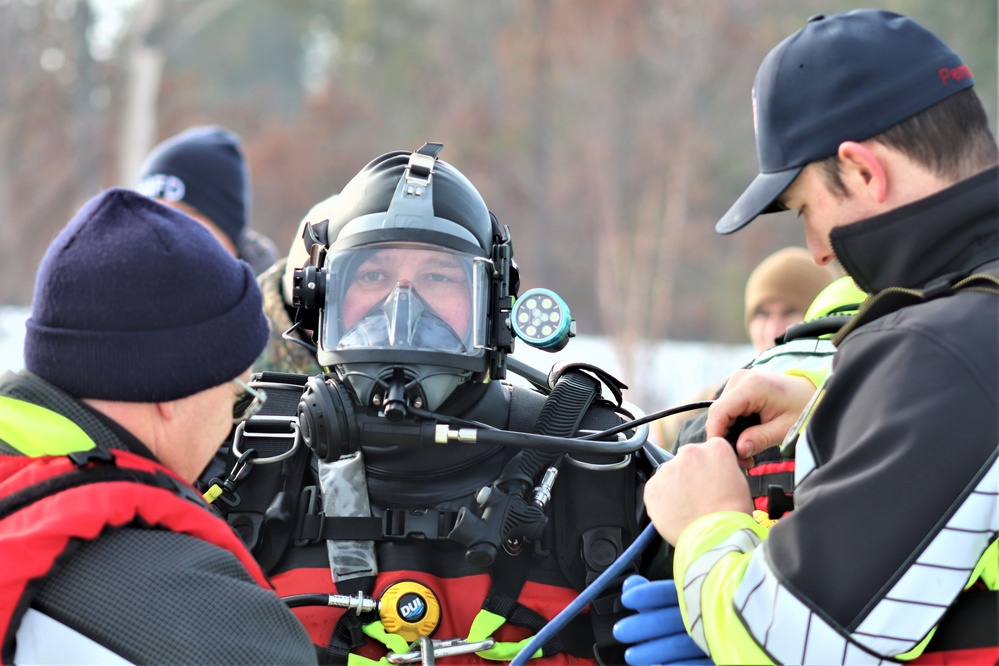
xmin=468 ymin=609 xmax=541 ymax=661
xmin=785 ymin=367 xmax=826 ymax=389
xmin=349 ymin=610 xmax=545 ymax=664
xmin=344 ymin=621 xmax=411 ymax=666
xmin=0 ymin=395 xmax=96 ymax=456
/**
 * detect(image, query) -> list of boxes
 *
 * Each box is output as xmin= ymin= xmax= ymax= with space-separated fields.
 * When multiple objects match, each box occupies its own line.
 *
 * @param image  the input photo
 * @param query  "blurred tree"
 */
xmin=0 ymin=0 xmax=111 ymax=305
xmin=0 ymin=0 xmax=993 ymax=392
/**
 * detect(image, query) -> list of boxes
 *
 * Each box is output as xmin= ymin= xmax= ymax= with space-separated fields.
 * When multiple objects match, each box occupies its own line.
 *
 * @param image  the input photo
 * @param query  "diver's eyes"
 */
xmin=356 ymin=268 xmax=388 ymax=284
xmin=423 ymin=269 xmax=462 ymax=284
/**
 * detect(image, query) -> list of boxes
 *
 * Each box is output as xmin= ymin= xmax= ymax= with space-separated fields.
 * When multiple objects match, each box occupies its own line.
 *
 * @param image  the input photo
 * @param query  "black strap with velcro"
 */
xmin=297 ymin=508 xmax=460 ymax=543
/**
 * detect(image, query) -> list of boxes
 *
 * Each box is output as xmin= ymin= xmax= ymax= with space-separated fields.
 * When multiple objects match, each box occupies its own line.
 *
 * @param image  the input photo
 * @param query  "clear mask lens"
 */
xmin=321 ymin=243 xmax=489 ymax=358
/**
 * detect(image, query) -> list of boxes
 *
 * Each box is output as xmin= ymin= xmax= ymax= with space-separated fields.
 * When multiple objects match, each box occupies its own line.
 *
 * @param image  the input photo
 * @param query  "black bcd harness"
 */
xmin=208 ymin=364 xmax=653 ymax=665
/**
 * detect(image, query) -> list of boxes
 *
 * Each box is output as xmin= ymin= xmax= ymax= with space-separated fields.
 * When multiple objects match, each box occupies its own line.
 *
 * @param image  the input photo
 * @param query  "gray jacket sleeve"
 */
xmin=28 ymin=527 xmax=318 ymax=665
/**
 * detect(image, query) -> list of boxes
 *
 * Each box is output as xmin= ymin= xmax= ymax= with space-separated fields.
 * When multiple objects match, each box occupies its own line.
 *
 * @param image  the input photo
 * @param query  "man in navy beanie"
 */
xmin=137 ymin=124 xmax=279 ymax=275
xmin=0 ymin=188 xmax=317 ymax=664
xmin=625 ymin=9 xmax=999 ymax=665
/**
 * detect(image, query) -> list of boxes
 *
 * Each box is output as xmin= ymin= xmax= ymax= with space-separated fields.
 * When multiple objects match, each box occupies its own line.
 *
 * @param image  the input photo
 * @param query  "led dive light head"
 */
xmin=511 ymin=288 xmax=574 ymax=351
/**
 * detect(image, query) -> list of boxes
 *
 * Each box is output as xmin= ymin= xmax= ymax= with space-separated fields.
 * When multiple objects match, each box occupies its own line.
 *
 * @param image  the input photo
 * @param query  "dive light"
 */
xmin=511 ymin=288 xmax=574 ymax=351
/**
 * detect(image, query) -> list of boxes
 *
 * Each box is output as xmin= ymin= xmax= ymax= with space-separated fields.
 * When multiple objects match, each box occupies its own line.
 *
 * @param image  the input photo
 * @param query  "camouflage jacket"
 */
xmin=252 ymin=258 xmax=324 ymax=376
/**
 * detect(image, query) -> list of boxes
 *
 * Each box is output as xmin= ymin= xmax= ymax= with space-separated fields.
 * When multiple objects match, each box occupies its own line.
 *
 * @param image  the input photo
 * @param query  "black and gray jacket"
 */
xmin=0 ymin=371 xmax=318 ymax=665
xmin=747 ymin=166 xmax=999 ymax=661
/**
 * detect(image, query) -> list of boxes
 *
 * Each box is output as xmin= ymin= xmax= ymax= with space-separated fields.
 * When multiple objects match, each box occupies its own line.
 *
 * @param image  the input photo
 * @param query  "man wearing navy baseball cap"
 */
xmin=623 ymin=10 xmax=998 ymax=665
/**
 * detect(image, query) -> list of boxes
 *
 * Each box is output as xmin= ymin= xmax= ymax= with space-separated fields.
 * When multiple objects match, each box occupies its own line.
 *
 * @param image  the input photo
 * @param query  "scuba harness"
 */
xmin=205 ymin=361 xmax=658 ymax=665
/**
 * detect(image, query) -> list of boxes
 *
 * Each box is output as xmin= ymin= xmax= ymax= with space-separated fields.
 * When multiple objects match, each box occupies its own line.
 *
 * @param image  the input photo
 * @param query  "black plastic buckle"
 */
xmin=922 ymin=272 xmax=964 ymax=299
xmin=67 ymin=448 xmax=116 ymax=468
xmin=383 ymin=508 xmax=458 ymax=540
xmin=767 ymin=485 xmax=795 ymax=520
xmin=295 ymin=486 xmax=324 ymax=545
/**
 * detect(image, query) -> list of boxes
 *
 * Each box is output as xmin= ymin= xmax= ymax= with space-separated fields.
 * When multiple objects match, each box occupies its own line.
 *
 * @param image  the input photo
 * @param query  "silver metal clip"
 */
xmin=405 ymin=152 xmax=436 ymax=189
xmin=231 ymin=415 xmax=301 ymax=464
xmin=386 ymin=637 xmax=496 ymax=664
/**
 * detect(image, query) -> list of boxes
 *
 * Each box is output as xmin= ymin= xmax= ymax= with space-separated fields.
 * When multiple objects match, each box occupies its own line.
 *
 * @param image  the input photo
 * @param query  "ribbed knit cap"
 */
xmin=24 ymin=188 xmax=269 ymax=402
xmin=136 ymin=125 xmax=249 ymax=248
xmin=744 ymin=247 xmax=838 ymax=332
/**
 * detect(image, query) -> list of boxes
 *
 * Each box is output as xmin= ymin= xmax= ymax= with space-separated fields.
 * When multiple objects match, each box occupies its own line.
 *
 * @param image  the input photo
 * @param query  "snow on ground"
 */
xmin=0 ymin=307 xmax=27 ymax=374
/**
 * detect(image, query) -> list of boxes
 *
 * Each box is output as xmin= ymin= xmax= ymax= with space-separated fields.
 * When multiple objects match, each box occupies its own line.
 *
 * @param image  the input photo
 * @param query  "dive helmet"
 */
xmin=302 ymin=143 xmax=516 ymax=412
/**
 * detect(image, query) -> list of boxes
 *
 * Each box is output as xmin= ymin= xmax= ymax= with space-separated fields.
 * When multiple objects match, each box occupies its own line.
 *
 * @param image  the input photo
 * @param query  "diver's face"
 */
xmin=342 ymin=248 xmax=471 ymax=338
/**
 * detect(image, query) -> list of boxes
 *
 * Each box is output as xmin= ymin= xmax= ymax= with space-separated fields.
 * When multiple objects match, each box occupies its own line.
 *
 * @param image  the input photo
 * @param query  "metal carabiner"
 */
xmin=386 ymin=637 xmax=496 ymax=665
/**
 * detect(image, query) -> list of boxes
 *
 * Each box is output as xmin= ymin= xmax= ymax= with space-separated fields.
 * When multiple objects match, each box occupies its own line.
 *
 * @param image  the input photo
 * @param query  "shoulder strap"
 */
xmin=209 ymin=374 xmax=316 ymax=573
xmin=833 ymin=273 xmax=999 ymax=346
xmin=471 ymin=367 xmax=616 ymax=659
xmin=506 ymin=384 xmax=546 ymax=433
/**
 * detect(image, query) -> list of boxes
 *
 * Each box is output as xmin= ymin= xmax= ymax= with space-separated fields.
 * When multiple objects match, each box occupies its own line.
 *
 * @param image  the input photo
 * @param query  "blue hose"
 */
xmin=509 ymin=520 xmax=661 ymax=666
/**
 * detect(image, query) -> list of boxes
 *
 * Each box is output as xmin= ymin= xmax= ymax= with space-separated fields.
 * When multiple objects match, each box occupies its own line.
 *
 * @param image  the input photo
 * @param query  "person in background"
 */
xmin=654 ymin=246 xmax=837 ymax=448
xmin=744 ymin=246 xmax=839 ymax=353
xmin=0 ymin=188 xmax=317 ymax=664
xmin=252 ymin=195 xmax=338 ymax=376
xmin=136 ymin=124 xmax=279 ymax=275
xmin=635 ymin=9 xmax=999 ymax=664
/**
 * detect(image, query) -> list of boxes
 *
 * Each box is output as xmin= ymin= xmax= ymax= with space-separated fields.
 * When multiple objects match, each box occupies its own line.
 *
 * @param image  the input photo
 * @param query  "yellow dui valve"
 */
xmin=379 ymin=581 xmax=441 ymax=642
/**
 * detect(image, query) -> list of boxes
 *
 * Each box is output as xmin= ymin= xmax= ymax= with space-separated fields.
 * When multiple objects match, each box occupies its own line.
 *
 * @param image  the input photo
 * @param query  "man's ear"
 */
xmin=837 ymin=141 xmax=888 ymax=203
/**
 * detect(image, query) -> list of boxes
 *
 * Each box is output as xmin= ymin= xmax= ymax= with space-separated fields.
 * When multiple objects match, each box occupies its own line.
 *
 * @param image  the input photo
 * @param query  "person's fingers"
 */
xmin=704 ymin=370 xmax=761 ymax=440
xmin=622 ymin=633 xmax=708 ymax=666
xmin=705 ymin=371 xmax=816 ymax=455
xmin=613 ymin=606 xmax=686 ymax=643
xmin=621 ymin=574 xmax=650 ymax=596
xmin=620 ymin=578 xmax=679 ymax=611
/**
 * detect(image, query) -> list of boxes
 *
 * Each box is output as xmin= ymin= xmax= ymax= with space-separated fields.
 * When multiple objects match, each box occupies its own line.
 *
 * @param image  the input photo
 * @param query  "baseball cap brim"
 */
xmin=715 ymin=166 xmax=802 ymax=234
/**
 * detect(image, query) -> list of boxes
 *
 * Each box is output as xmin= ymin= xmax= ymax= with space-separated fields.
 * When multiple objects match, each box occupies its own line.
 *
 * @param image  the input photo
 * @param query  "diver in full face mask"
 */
xmin=215 ymin=143 xmax=658 ymax=666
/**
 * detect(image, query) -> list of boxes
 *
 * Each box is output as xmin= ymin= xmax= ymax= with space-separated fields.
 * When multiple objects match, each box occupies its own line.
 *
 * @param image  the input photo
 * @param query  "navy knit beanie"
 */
xmin=24 ymin=188 xmax=269 ymax=402
xmin=136 ymin=125 xmax=249 ymax=248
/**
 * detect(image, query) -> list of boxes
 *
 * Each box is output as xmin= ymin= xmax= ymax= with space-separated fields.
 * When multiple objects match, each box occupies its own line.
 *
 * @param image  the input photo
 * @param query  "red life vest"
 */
xmin=0 ymin=448 xmax=272 ymax=663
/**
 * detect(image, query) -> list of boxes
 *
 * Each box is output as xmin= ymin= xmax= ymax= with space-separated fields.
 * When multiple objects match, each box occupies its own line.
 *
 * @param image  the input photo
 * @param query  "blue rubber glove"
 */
xmin=613 ymin=575 xmax=712 ymax=666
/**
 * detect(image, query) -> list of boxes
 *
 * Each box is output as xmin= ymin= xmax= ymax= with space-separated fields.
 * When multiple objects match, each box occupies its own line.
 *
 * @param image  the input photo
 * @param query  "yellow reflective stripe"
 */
xmin=0 ymin=395 xmax=96 ymax=456
xmin=897 ymin=631 xmax=934 ymax=661
xmin=674 ymin=511 xmax=773 ymax=664
xmin=970 ymin=538 xmax=998 ymax=590
xmin=897 ymin=539 xmax=999 ymax=662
